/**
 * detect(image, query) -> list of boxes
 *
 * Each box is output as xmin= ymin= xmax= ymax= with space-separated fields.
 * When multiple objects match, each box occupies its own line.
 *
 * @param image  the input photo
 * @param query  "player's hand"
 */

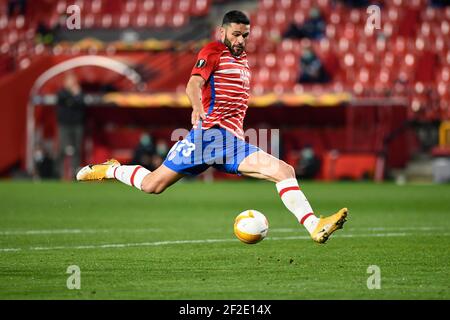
xmin=191 ymin=107 xmax=206 ymax=126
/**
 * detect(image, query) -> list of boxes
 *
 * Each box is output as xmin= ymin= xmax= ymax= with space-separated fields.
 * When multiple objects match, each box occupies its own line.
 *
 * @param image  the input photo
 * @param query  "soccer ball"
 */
xmin=233 ymin=210 xmax=269 ymax=244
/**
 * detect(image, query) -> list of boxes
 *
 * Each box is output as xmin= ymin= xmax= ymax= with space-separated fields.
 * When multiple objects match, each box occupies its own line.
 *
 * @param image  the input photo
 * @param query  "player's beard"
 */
xmin=224 ymin=35 xmax=244 ymax=57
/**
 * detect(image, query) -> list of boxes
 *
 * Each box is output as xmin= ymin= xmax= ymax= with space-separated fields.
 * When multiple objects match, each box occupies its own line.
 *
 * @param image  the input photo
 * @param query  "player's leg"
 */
xmin=139 ymin=164 xmax=185 ymax=194
xmin=77 ymin=158 xmax=184 ymax=193
xmin=238 ymin=150 xmax=318 ymax=229
xmin=77 ymin=128 xmax=207 ymax=193
xmin=237 ymin=150 xmax=295 ymax=182
xmin=108 ymin=162 xmax=185 ymax=194
xmin=238 ymin=150 xmax=347 ymax=243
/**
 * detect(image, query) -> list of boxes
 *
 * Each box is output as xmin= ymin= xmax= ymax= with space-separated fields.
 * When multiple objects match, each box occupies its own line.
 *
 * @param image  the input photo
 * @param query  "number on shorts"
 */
xmin=175 ymin=139 xmax=196 ymax=157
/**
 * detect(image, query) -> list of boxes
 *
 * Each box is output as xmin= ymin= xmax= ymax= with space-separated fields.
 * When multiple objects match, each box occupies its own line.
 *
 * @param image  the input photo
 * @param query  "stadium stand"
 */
xmin=1 ymin=0 xmax=448 ymax=114
xmin=0 ymin=0 xmax=449 ymax=181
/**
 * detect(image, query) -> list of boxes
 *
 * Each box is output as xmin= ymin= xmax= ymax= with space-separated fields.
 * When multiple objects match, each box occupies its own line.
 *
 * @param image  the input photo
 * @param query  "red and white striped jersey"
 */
xmin=191 ymin=41 xmax=250 ymax=139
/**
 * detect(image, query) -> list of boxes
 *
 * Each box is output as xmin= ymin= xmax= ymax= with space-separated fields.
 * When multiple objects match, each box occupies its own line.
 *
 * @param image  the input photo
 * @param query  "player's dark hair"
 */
xmin=222 ymin=10 xmax=250 ymax=26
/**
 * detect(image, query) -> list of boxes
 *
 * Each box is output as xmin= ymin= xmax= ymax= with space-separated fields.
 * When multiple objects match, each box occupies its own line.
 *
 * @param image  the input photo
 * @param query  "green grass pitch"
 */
xmin=0 ymin=180 xmax=449 ymax=299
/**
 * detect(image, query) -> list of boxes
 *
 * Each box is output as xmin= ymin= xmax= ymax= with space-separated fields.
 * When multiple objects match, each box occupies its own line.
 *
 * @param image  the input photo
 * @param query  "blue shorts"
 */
xmin=163 ymin=126 xmax=260 ymax=176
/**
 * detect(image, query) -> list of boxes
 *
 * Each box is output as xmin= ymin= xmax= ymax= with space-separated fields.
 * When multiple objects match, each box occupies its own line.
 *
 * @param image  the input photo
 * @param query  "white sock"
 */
xmin=276 ymin=178 xmax=319 ymax=234
xmin=106 ymin=165 xmax=150 ymax=191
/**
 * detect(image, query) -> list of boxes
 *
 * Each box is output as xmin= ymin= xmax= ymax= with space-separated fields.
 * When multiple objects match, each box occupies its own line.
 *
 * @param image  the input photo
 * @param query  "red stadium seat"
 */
xmin=357 ymin=67 xmax=370 ymax=84
xmin=325 ymin=24 xmax=336 ymax=39
xmin=139 ymin=0 xmax=156 ymax=13
xmin=190 ymin=0 xmax=209 ymax=17
xmin=125 ymin=0 xmax=138 ymax=13
xmin=254 ymin=11 xmax=268 ymax=27
xmin=434 ymin=36 xmax=446 ymax=52
xmin=99 ymin=14 xmax=112 ymax=28
xmin=278 ymin=67 xmax=297 ymax=84
xmin=263 ymin=53 xmax=277 ymax=68
xmin=337 ymin=37 xmax=350 ymax=53
xmin=441 ymin=20 xmax=449 ymax=37
xmin=154 ymin=13 xmax=167 ymax=28
xmin=247 ymin=55 xmax=258 ymax=69
xmin=349 ymin=9 xmax=364 ymax=26
xmin=177 ymin=0 xmax=192 ymax=14
xmin=250 ymin=25 xmax=262 ymax=42
xmin=280 ymin=52 xmax=297 ymax=68
xmin=294 ymin=0 xmax=312 ymax=12
xmin=83 ymin=13 xmax=95 ymax=29
xmin=437 ymin=81 xmax=449 ymax=99
xmin=291 ymin=10 xmax=305 ymax=27
xmin=260 ymin=0 xmax=275 ymax=11
xmin=119 ymin=14 xmax=131 ymax=28
xmin=159 ymin=0 xmax=174 ymax=13
xmin=245 ymin=41 xmax=257 ymax=54
xmin=444 ymin=51 xmax=450 ymax=66
xmin=278 ymin=0 xmax=294 ymax=10
xmin=382 ymin=21 xmax=394 ymax=38
xmin=275 ymin=10 xmax=289 ymax=32
xmin=91 ymin=0 xmax=103 ymax=14
xmin=375 ymin=68 xmax=392 ymax=90
xmin=168 ymin=12 xmax=188 ymax=28
xmin=419 ymin=21 xmax=432 ymax=39
xmin=132 ymin=13 xmax=149 ymax=28
xmin=438 ymin=67 xmax=450 ymax=83
xmin=253 ymin=67 xmax=270 ymax=86
xmin=0 ymin=14 xmax=7 ymax=30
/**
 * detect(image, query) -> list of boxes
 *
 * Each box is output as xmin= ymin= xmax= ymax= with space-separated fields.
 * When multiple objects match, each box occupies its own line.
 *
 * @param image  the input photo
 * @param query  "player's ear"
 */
xmin=219 ymin=26 xmax=226 ymax=41
xmin=214 ymin=26 xmax=222 ymax=40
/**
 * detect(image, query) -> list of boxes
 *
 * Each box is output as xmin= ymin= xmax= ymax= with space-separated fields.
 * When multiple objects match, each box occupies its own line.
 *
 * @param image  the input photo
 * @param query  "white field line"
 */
xmin=1 ymin=232 xmax=450 ymax=253
xmin=0 ymin=228 xmax=162 ymax=235
xmin=0 ymin=226 xmax=447 ymax=236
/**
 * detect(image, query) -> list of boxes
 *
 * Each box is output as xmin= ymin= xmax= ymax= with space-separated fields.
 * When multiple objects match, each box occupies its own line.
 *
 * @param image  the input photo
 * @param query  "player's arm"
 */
xmin=186 ymin=75 xmax=206 ymax=126
xmin=187 ymin=45 xmax=220 ymax=126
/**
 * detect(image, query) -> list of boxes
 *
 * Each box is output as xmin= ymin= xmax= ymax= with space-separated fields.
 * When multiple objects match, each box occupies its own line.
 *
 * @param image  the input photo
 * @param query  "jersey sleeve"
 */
xmin=191 ymin=46 xmax=221 ymax=81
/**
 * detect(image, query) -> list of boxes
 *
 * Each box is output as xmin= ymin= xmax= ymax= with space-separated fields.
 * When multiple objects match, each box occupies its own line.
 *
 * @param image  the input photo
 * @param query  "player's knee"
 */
xmin=275 ymin=162 xmax=296 ymax=182
xmin=141 ymin=180 xmax=166 ymax=195
xmin=283 ymin=163 xmax=296 ymax=179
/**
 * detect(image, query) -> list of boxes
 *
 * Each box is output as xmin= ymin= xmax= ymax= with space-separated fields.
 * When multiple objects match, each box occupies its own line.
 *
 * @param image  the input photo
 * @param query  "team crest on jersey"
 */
xmin=196 ymin=59 xmax=206 ymax=68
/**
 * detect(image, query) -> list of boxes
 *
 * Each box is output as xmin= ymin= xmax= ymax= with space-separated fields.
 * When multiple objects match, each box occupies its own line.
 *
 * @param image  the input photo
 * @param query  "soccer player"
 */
xmin=76 ymin=11 xmax=348 ymax=244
